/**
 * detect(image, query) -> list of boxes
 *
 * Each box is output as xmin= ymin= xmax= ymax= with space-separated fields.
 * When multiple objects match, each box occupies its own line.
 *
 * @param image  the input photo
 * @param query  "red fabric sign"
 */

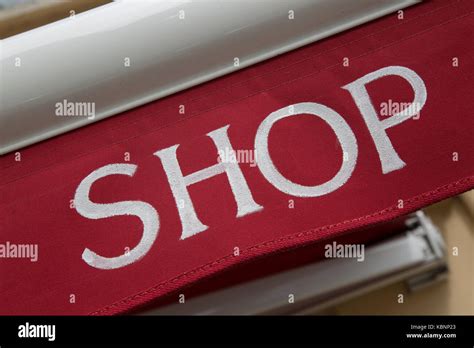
xmin=1 ymin=0 xmax=473 ymax=314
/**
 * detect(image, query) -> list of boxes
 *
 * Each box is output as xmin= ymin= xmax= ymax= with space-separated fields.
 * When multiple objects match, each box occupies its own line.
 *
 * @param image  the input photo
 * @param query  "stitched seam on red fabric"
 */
xmin=2 ymin=9 xmax=472 ymax=187
xmin=89 ymin=176 xmax=474 ymax=315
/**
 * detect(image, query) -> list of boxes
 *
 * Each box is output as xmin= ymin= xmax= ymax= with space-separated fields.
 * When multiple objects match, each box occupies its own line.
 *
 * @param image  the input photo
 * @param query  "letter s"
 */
xmin=74 ymin=163 xmax=159 ymax=270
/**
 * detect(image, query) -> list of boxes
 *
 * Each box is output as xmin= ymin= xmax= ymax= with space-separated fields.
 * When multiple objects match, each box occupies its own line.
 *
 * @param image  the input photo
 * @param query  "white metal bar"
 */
xmin=0 ymin=0 xmax=418 ymax=154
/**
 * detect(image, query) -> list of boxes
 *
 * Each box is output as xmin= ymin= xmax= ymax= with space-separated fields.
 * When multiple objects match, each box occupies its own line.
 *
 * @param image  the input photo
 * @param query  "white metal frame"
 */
xmin=143 ymin=212 xmax=447 ymax=315
xmin=0 ymin=0 xmax=419 ymax=155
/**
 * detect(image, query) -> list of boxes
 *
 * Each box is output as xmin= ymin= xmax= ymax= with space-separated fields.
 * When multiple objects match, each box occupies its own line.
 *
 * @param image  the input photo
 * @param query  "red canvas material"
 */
xmin=1 ymin=0 xmax=473 ymax=315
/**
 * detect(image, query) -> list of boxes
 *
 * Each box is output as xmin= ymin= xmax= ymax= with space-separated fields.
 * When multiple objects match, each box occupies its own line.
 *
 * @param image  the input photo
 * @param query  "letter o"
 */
xmin=255 ymin=102 xmax=358 ymax=197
